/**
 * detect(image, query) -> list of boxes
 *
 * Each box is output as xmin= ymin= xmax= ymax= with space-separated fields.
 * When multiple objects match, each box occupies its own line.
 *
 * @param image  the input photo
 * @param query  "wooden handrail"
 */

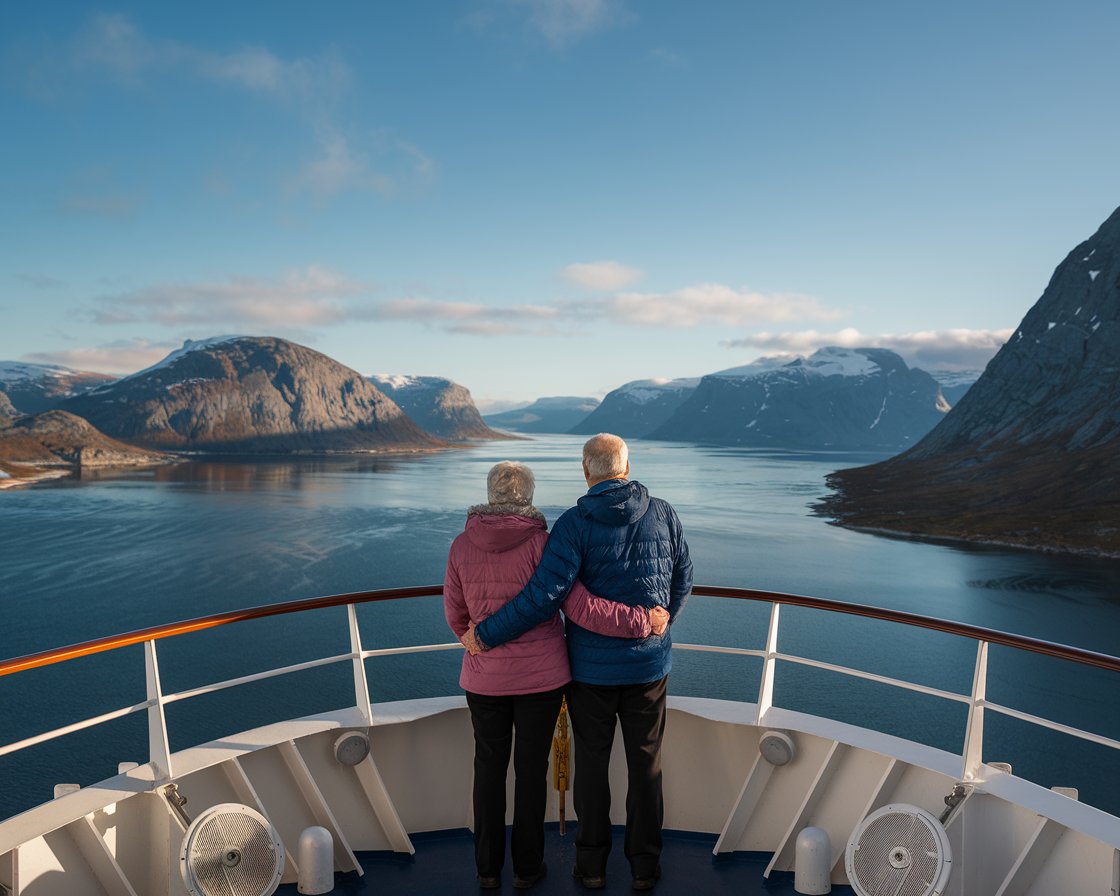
xmin=3 ymin=583 xmax=1118 ymax=679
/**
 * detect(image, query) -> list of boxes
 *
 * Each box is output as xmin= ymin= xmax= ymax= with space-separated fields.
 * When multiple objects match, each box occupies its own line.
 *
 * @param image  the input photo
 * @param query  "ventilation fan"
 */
xmin=180 ymin=803 xmax=285 ymax=896
xmin=845 ymin=803 xmax=951 ymax=896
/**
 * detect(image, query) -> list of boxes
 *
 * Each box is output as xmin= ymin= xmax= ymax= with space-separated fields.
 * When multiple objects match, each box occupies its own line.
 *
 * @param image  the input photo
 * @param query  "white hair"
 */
xmin=487 ymin=461 xmax=535 ymax=506
xmin=582 ymin=433 xmax=628 ymax=481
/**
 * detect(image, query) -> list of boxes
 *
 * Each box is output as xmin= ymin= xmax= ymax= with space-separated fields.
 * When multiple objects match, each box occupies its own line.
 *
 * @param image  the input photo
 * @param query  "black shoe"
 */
xmin=478 ymin=874 xmax=500 ymax=889
xmin=573 ymin=866 xmax=606 ymax=890
xmin=632 ymin=864 xmax=662 ymax=890
xmin=513 ymin=862 xmax=547 ymax=889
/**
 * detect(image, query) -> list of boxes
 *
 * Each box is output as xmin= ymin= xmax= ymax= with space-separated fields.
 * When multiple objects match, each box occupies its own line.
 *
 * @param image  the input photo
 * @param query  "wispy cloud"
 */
xmin=373 ymin=298 xmax=561 ymax=335
xmin=583 ymin=284 xmax=844 ymax=328
xmin=85 ymin=264 xmax=845 ymax=341
xmin=291 ymin=128 xmax=436 ymax=198
xmin=74 ymin=12 xmax=350 ymax=103
xmin=21 ymin=338 xmax=180 ymax=376
xmin=90 ymin=266 xmax=373 ymax=328
xmin=723 ymin=327 xmax=1014 ymax=370
xmin=468 ymin=0 xmax=630 ymax=48
xmin=47 ymin=14 xmax=429 ymax=203
xmin=562 ymin=260 xmax=643 ymax=291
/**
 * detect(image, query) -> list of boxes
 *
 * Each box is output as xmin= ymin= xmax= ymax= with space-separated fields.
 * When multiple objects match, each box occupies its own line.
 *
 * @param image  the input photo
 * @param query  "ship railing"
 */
xmin=1 ymin=584 xmax=1119 ymax=789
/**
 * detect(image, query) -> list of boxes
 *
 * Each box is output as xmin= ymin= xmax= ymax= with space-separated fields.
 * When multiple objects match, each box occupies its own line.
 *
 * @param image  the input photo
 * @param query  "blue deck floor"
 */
xmin=277 ymin=825 xmax=856 ymax=895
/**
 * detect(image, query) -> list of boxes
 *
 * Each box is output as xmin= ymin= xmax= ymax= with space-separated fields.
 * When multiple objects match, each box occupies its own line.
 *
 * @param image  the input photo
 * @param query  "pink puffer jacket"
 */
xmin=444 ymin=510 xmax=652 ymax=696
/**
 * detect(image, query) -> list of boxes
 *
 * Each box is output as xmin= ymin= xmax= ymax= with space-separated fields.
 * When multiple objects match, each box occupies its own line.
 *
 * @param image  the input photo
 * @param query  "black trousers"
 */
xmin=465 ymin=686 xmax=566 ymax=878
xmin=567 ymin=676 xmax=668 ymax=880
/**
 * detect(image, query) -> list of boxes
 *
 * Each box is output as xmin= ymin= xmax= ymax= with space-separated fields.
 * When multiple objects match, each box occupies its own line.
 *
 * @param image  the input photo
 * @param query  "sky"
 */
xmin=2 ymin=2 xmax=1119 ymax=411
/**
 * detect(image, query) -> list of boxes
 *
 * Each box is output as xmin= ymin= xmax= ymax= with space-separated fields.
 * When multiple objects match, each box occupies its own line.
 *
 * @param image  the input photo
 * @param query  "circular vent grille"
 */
xmin=180 ymin=803 xmax=285 ymax=896
xmin=845 ymin=803 xmax=951 ymax=896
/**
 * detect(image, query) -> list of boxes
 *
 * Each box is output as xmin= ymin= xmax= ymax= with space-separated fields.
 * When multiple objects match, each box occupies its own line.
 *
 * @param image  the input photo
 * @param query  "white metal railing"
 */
xmin=1 ymin=585 xmax=1118 ymax=800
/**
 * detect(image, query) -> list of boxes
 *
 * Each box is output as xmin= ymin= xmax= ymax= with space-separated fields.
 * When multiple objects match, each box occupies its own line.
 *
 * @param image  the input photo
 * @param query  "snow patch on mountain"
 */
xmin=0 ymin=362 xmax=82 ymax=381
xmin=114 ymin=336 xmax=247 ymax=385
xmin=617 ymin=377 xmax=700 ymax=405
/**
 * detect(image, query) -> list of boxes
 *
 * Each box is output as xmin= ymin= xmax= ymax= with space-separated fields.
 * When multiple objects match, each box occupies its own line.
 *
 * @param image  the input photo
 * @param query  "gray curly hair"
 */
xmin=487 ymin=461 xmax=535 ymax=506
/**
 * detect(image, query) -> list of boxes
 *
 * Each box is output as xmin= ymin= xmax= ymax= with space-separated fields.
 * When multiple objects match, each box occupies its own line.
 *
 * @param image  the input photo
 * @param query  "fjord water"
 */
xmin=2 ymin=435 xmax=1119 ymax=820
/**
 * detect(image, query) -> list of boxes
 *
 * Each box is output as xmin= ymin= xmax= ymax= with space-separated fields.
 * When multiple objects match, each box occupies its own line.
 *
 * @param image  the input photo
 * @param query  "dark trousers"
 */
xmin=567 ymin=676 xmax=668 ymax=880
xmin=465 ymin=686 xmax=566 ymax=878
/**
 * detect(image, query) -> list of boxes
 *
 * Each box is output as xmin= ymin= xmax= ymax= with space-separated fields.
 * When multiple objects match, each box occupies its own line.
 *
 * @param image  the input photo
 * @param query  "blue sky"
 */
xmin=3 ymin=1 xmax=1119 ymax=409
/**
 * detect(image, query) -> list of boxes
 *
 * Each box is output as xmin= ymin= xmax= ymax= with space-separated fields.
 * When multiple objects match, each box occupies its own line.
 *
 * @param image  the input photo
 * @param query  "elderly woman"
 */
xmin=444 ymin=461 xmax=665 ymax=890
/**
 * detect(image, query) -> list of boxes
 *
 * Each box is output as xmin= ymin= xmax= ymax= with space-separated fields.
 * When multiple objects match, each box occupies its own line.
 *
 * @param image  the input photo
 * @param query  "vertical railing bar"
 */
xmin=144 ymin=640 xmax=174 ymax=781
xmin=961 ymin=640 xmax=988 ymax=780
xmin=755 ymin=602 xmax=781 ymax=726
xmin=349 ymin=604 xmax=373 ymax=726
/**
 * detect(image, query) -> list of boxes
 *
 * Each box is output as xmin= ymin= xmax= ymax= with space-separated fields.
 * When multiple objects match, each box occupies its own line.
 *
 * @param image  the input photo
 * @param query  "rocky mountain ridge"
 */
xmin=0 ymin=410 xmax=171 ymax=476
xmin=650 ymin=347 xmax=950 ymax=450
xmin=368 ymin=374 xmax=513 ymax=441
xmin=569 ymin=377 xmax=700 ymax=438
xmin=821 ymin=204 xmax=1120 ymax=554
xmin=63 ymin=337 xmax=443 ymax=453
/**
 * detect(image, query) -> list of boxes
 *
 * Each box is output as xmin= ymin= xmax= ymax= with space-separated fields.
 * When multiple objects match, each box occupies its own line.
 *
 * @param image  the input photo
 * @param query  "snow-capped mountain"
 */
xmin=568 ymin=378 xmax=700 ymax=438
xmin=367 ymin=374 xmax=513 ymax=441
xmin=649 ymin=347 xmax=949 ymax=450
xmin=823 ymin=203 xmax=1120 ymax=554
xmin=0 ymin=362 xmax=115 ymax=414
xmin=63 ymin=337 xmax=441 ymax=452
xmin=484 ymin=396 xmax=600 ymax=433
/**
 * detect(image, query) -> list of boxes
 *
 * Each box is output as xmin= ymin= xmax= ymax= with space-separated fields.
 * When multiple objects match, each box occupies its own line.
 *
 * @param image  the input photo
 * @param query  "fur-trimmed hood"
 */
xmin=467 ymin=502 xmax=546 ymax=523
xmin=463 ymin=505 xmax=547 ymax=553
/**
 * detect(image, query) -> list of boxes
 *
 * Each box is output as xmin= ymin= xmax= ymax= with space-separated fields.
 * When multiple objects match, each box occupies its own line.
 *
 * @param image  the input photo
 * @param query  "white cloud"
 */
xmin=562 ymin=260 xmax=643 ymax=291
xmin=586 ymin=284 xmax=844 ymax=328
xmin=22 ymin=338 xmax=180 ymax=376
xmin=723 ymin=327 xmax=1014 ymax=371
xmin=512 ymin=0 xmax=627 ymax=47
xmin=91 ymin=267 xmax=372 ymax=327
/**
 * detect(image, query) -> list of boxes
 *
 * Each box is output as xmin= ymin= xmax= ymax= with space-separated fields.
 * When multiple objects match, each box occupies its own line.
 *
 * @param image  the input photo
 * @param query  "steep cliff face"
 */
xmin=822 ymin=205 xmax=1120 ymax=554
xmin=0 ymin=390 xmax=17 ymax=422
xmin=63 ymin=337 xmax=442 ymax=452
xmin=649 ymin=348 xmax=949 ymax=450
xmin=368 ymin=375 xmax=514 ymax=440
xmin=0 ymin=410 xmax=171 ymax=467
xmin=485 ymin=396 xmax=600 ymax=433
xmin=0 ymin=363 xmax=115 ymax=414
xmin=569 ymin=378 xmax=699 ymax=438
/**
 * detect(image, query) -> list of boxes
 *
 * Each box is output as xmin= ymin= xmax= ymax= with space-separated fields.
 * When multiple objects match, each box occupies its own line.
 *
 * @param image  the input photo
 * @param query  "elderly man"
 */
xmin=469 ymin=433 xmax=693 ymax=891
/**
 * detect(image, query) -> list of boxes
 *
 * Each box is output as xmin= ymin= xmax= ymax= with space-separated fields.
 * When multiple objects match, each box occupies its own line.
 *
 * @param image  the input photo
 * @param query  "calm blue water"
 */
xmin=2 ymin=436 xmax=1119 ymax=819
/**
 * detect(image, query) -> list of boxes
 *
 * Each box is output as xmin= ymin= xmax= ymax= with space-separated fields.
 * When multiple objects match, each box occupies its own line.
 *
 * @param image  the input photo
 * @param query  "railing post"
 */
xmin=348 ymin=604 xmax=373 ymax=726
xmin=755 ymin=603 xmax=781 ymax=725
xmin=961 ymin=640 xmax=988 ymax=780
xmin=144 ymin=640 xmax=174 ymax=781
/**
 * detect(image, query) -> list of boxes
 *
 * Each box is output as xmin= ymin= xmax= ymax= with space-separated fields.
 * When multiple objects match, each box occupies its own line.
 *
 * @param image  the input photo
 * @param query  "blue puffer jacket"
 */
xmin=474 ymin=479 xmax=693 ymax=685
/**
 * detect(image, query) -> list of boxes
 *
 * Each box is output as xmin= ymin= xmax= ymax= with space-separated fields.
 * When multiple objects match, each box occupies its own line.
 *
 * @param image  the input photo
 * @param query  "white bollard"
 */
xmin=297 ymin=826 xmax=334 ymax=895
xmin=794 ymin=826 xmax=831 ymax=894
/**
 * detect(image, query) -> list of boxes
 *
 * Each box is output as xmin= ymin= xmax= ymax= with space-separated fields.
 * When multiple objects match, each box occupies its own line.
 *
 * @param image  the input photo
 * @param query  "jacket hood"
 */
xmin=464 ymin=507 xmax=547 ymax=553
xmin=577 ymin=479 xmax=650 ymax=526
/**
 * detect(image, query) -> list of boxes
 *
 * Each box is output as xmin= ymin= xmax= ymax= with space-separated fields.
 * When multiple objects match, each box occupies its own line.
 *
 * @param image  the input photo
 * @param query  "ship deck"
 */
xmin=275 ymin=825 xmax=857 ymax=895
